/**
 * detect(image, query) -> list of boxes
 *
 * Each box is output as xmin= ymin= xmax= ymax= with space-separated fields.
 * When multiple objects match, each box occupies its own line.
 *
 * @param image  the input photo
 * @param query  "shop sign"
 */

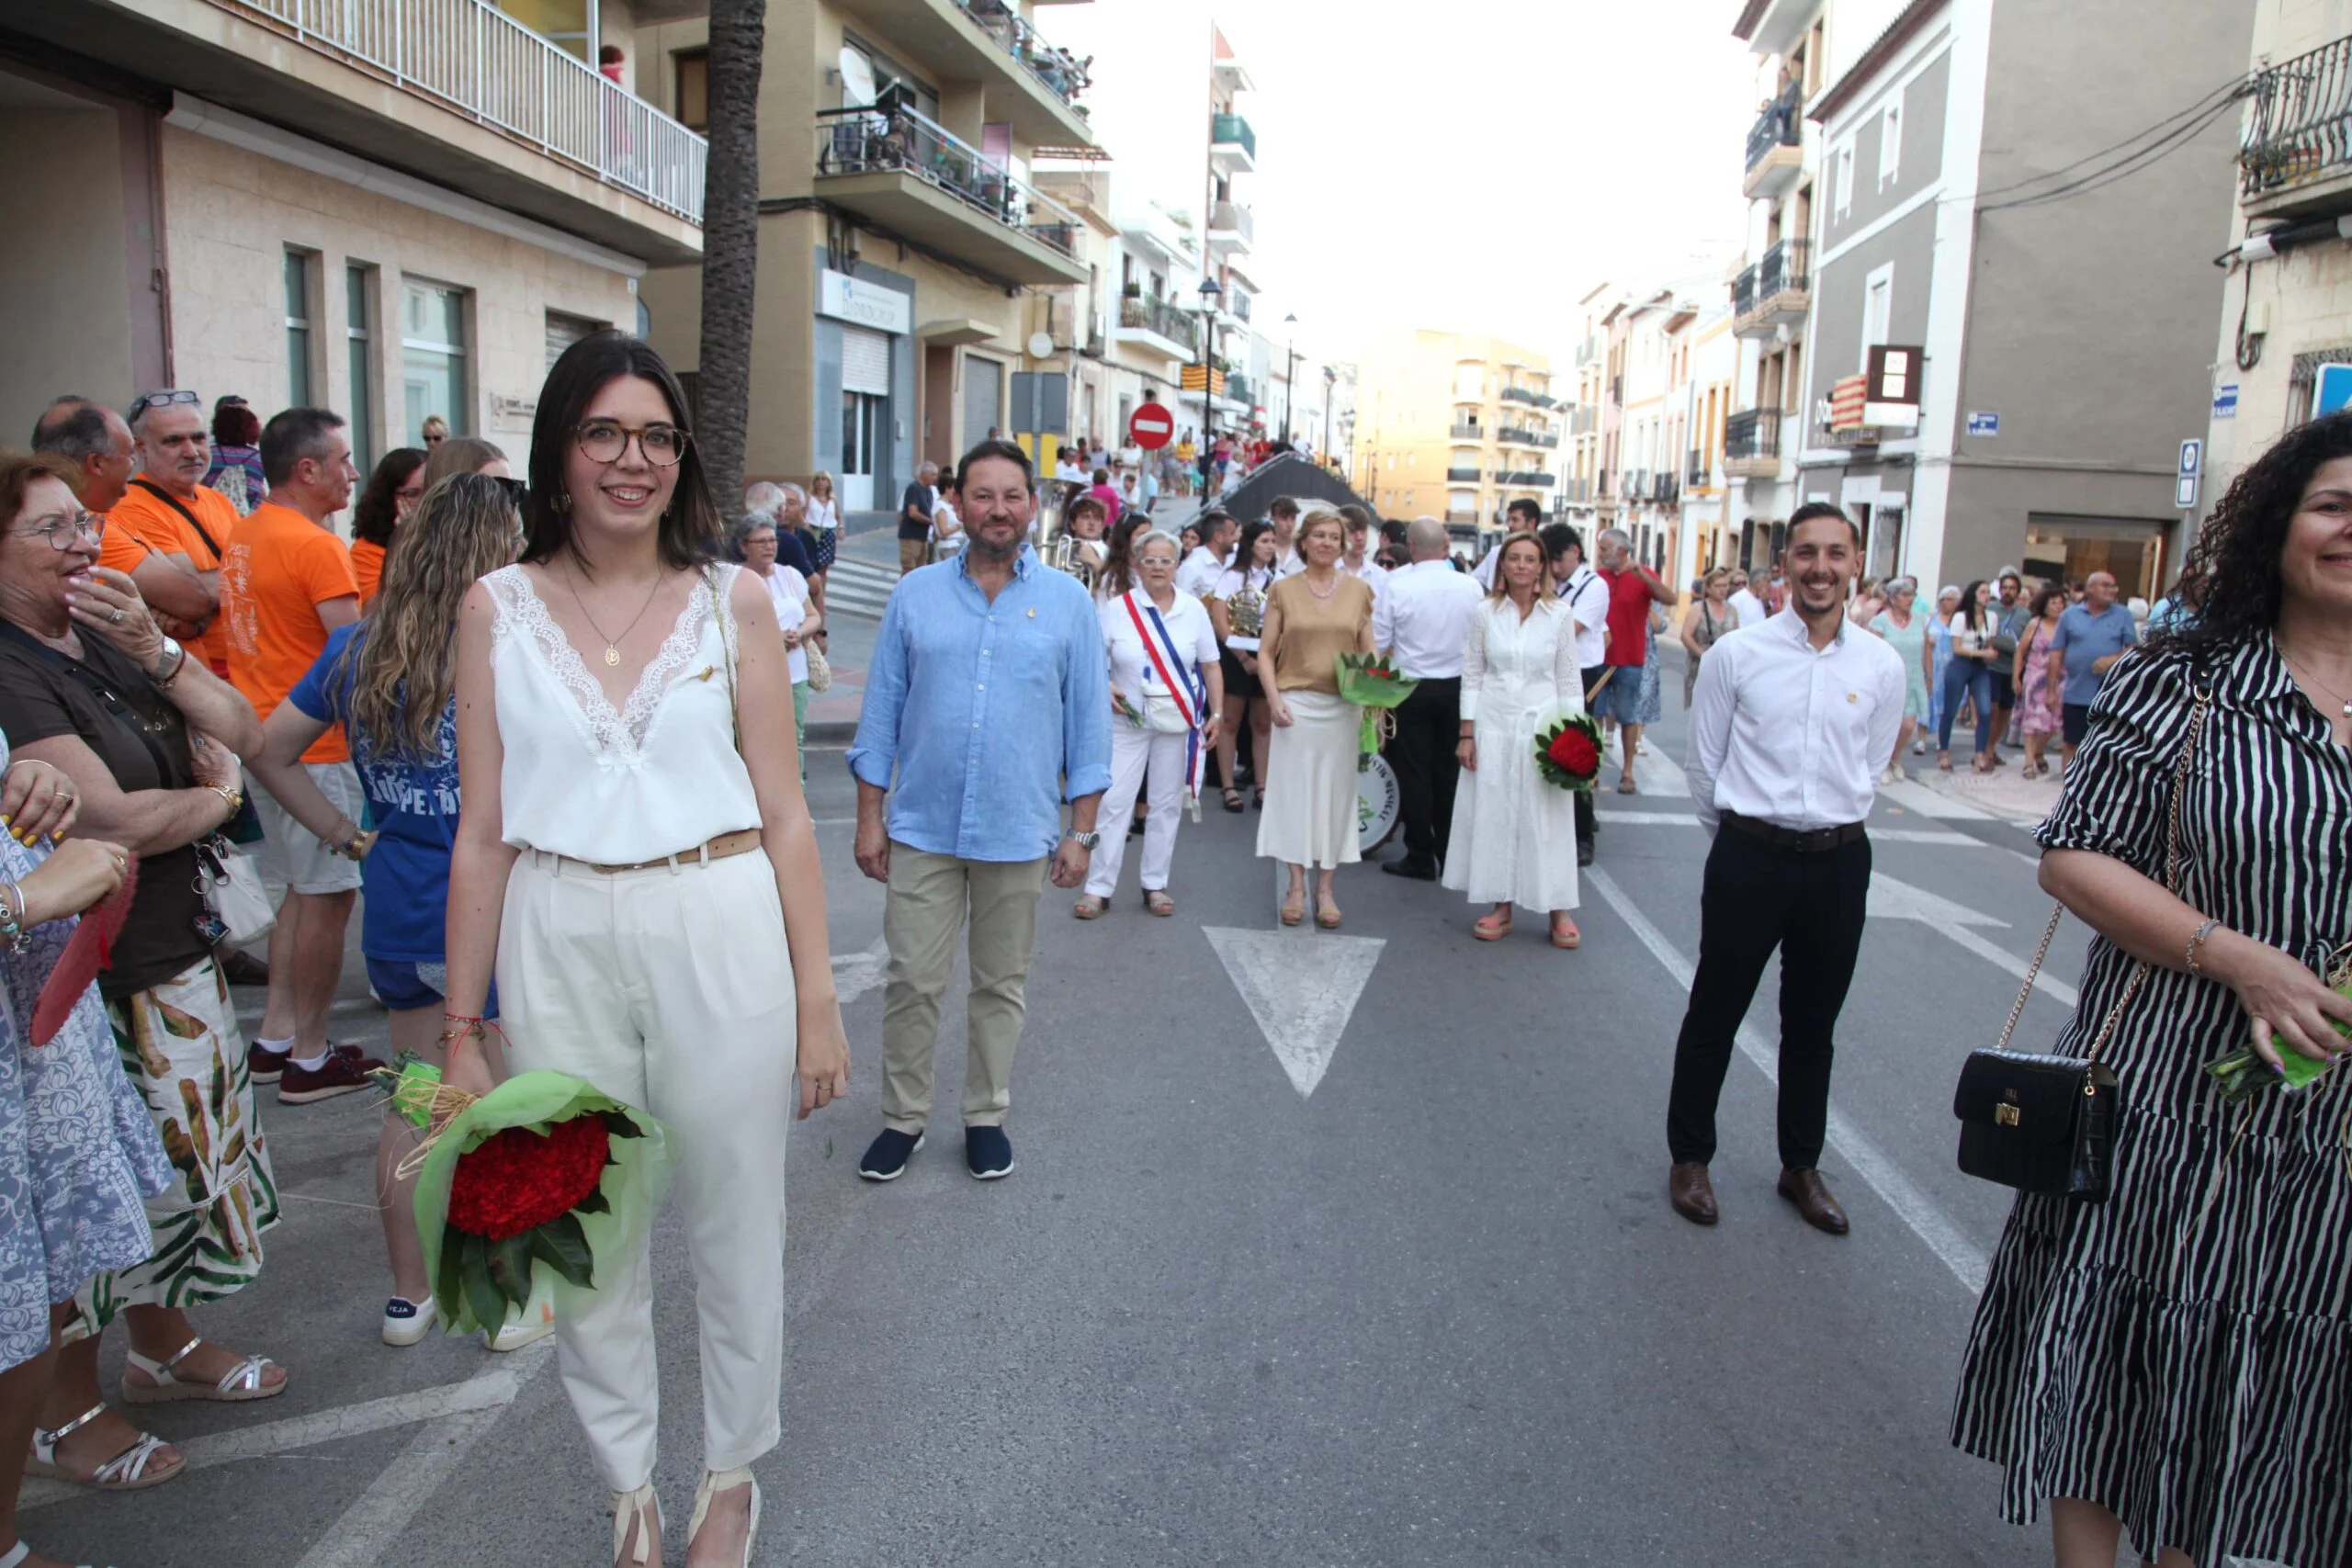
xmin=818 ymin=269 xmax=910 ymax=334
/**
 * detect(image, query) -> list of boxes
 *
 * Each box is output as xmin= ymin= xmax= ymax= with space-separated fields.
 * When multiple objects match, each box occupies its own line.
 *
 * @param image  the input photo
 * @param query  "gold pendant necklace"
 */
xmin=564 ymin=559 xmax=665 ymax=668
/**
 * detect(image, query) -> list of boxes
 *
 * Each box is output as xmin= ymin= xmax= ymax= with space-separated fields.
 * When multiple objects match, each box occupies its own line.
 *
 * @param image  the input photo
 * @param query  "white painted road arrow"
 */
xmin=1204 ymin=926 xmax=1385 ymax=1097
xmin=1869 ymin=871 xmax=2079 ymax=1009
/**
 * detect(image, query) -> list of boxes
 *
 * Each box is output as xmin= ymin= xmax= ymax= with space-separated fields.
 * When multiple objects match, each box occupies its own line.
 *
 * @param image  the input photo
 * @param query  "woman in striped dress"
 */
xmin=1951 ymin=413 xmax=2352 ymax=1567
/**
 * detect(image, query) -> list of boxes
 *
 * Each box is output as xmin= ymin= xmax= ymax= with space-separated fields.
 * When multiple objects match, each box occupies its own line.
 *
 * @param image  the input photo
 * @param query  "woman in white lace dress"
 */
xmin=1443 ymin=530 xmax=1582 ymax=948
xmin=440 ymin=332 xmax=850 ymax=1568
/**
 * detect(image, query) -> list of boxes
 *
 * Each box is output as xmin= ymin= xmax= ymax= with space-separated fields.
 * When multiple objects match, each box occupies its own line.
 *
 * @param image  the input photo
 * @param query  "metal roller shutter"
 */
xmin=842 ymin=327 xmax=891 ymax=395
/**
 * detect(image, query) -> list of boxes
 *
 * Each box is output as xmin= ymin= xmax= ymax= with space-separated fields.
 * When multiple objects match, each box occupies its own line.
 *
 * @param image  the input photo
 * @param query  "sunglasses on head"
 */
xmin=492 ymin=476 xmax=530 ymax=512
xmin=129 ymin=389 xmax=200 ymax=418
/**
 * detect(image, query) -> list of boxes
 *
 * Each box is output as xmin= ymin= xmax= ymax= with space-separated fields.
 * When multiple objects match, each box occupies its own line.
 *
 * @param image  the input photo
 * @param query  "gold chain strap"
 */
xmin=1989 ymin=683 xmax=2214 ymax=1070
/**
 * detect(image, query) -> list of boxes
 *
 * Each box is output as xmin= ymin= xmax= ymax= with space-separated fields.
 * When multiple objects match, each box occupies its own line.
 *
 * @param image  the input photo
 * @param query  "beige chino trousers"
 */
xmin=496 ymin=845 xmax=797 ymax=1493
xmin=880 ymin=844 xmax=1048 ymax=1134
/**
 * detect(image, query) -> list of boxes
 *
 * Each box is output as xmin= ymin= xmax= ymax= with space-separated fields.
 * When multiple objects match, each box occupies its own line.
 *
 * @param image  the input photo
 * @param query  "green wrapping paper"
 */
xmin=412 ymin=1069 xmax=672 ymax=1336
xmin=1333 ymin=653 xmax=1418 ymax=767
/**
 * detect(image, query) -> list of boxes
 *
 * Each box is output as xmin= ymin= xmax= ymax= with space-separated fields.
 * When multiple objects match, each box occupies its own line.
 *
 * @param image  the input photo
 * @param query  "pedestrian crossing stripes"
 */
xmin=822 ymin=555 xmax=898 ymax=621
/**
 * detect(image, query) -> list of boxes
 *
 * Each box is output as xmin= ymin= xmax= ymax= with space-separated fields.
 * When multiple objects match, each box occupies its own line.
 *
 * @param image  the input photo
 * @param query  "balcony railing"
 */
xmin=1652 ymin=472 xmax=1680 ymax=505
xmin=1227 ymin=374 xmax=1256 ymax=406
xmin=2243 ymin=35 xmax=2352 ymax=201
xmin=1687 ymin=448 xmax=1709 ymax=485
xmin=1445 ymin=466 xmax=1482 ymax=482
xmin=1621 ymin=468 xmax=1648 ymax=502
xmin=1746 ymin=82 xmax=1802 ymax=173
xmin=1558 ymin=477 xmax=1592 ymax=504
xmin=1211 ymin=112 xmax=1256 ymax=160
xmin=1449 ymin=422 xmax=1482 ymax=440
xmin=1227 ymin=288 xmax=1253 ymax=322
xmin=816 ymin=106 xmax=1080 ymax=258
xmin=1498 ymin=469 xmax=1555 ymax=488
xmin=1498 ymin=425 xmax=1540 ymax=446
xmin=1758 ymin=236 xmax=1811 ymax=299
xmin=1117 ymin=294 xmax=1198 ymax=355
xmin=227 ymin=0 xmax=707 ymax=221
xmin=1724 ymin=408 xmax=1783 ymax=474
xmin=949 ymin=0 xmax=1090 ymax=107
xmin=1208 ymin=198 xmax=1254 ymax=244
xmin=1500 ymin=386 xmax=1547 ymax=407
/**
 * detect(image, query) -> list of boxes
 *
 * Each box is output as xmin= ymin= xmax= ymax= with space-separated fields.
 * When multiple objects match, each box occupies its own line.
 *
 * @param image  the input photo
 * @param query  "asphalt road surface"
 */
xmin=27 ymin=649 xmax=2120 ymax=1568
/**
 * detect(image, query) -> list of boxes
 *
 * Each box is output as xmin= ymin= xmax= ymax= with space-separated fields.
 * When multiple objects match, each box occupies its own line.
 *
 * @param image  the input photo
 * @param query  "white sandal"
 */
xmin=120 ymin=1337 xmax=284 ymax=1405
xmin=27 ymin=1403 xmax=181 ymax=1491
xmin=688 ymin=1466 xmax=761 ymax=1568
xmin=610 ymin=1482 xmax=662 ymax=1568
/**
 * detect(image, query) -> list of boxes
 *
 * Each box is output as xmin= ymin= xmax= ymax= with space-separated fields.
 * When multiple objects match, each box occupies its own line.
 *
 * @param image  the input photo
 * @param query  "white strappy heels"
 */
xmin=689 ymin=1467 xmax=761 ymax=1568
xmin=611 ymin=1483 xmax=662 ymax=1567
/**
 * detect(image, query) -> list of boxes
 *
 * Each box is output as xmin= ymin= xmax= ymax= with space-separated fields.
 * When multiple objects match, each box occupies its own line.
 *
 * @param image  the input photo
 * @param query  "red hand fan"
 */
xmin=31 ymin=858 xmax=138 ymax=1045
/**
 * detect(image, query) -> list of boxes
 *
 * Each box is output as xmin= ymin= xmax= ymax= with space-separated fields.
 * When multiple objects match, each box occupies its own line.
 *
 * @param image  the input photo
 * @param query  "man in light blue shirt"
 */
xmin=2049 ymin=570 xmax=2139 ymax=770
xmin=848 ymin=439 xmax=1111 ymax=1183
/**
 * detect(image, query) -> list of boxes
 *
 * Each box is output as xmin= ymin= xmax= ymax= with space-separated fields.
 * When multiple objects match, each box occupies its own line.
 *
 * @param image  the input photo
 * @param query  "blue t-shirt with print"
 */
xmin=287 ymin=624 xmax=460 ymax=963
xmin=2051 ymin=601 xmax=2139 ymax=707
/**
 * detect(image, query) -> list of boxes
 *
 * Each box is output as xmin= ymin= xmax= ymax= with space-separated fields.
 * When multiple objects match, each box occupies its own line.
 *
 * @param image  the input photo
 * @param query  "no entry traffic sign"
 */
xmin=1130 ymin=401 xmax=1174 ymax=450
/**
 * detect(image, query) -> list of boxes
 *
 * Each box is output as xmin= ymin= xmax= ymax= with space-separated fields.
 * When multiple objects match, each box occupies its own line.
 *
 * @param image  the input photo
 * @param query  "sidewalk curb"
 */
xmin=1907 ymin=758 xmax=2055 ymax=826
xmin=808 ymin=720 xmax=859 ymax=746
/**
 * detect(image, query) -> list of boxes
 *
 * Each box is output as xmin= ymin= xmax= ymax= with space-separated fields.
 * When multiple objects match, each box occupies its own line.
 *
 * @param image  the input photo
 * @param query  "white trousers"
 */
xmin=495 ymin=846 xmax=797 ymax=1492
xmin=1085 ymin=723 xmax=1192 ymax=897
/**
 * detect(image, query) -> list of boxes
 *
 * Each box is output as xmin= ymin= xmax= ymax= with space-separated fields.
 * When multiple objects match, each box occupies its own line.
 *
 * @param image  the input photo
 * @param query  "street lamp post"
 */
xmin=1281 ymin=312 xmax=1299 ymax=448
xmin=1195 ymin=276 xmax=1223 ymax=458
xmin=1322 ymin=365 xmax=1337 ymax=468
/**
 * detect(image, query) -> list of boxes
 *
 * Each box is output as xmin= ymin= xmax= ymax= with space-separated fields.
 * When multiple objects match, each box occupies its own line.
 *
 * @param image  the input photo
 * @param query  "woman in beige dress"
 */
xmin=1255 ymin=506 xmax=1375 ymax=929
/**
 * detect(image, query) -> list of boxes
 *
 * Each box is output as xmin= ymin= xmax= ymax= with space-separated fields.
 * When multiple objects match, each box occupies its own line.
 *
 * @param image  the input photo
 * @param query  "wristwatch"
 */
xmin=149 ymin=636 xmax=187 ymax=685
xmin=1065 ymin=829 xmax=1101 ymax=851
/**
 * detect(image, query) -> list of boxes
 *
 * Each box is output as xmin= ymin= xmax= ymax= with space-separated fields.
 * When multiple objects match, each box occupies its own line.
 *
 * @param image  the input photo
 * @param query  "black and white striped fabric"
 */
xmin=1951 ymin=635 xmax=2352 ymax=1565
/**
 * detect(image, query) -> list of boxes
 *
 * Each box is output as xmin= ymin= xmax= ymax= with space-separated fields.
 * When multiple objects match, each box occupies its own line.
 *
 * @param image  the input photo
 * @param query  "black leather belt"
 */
xmin=1722 ymin=811 xmax=1865 ymax=853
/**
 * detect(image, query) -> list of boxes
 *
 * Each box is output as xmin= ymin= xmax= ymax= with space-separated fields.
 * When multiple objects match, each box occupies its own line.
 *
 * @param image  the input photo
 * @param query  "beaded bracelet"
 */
xmin=0 ymin=881 xmax=29 ymax=953
xmin=2186 ymin=917 xmax=2222 ymax=975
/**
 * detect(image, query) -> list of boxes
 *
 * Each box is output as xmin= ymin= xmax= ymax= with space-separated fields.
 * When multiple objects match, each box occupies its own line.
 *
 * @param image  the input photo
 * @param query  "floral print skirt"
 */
xmin=58 ymin=958 xmax=278 ymax=1339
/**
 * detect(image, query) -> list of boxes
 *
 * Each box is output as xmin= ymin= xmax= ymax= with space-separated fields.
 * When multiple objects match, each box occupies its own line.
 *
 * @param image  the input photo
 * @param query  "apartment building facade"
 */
xmin=1725 ymin=0 xmax=1832 ymax=573
xmin=1353 ymin=332 xmax=1558 ymax=539
xmin=1795 ymin=0 xmax=2249 ymax=597
xmin=629 ymin=0 xmax=1096 ymax=509
xmin=2200 ymin=0 xmax=2352 ymax=525
xmin=0 ymin=0 xmax=702 ymax=468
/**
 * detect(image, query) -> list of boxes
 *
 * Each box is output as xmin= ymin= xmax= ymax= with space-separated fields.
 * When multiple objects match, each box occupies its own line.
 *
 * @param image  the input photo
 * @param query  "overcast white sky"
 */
xmin=1046 ymin=0 xmax=1764 ymax=367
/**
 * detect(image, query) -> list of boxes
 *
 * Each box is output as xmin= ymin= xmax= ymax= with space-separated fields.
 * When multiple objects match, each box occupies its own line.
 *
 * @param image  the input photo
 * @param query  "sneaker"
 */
xmin=246 ymin=1040 xmax=290 ymax=1086
xmin=277 ymin=1043 xmax=388 ymax=1104
xmin=485 ymin=1272 xmax=555 ymax=1351
xmin=857 ymin=1128 xmax=925 ymax=1182
xmin=965 ymin=1125 xmax=1015 ymax=1180
xmin=381 ymin=1296 xmax=436 ymax=1348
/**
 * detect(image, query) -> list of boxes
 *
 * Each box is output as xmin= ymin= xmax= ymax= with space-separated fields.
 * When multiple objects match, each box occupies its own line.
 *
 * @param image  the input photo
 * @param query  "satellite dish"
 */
xmin=838 ymin=48 xmax=877 ymax=107
xmin=1027 ymin=331 xmax=1057 ymax=359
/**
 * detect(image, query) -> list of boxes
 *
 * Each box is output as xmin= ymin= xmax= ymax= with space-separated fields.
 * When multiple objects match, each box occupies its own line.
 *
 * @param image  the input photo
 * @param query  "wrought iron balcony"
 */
xmin=2243 ymin=34 xmax=2352 ymax=217
xmin=1499 ymin=386 xmax=1547 ymax=407
xmin=1687 ymin=448 xmax=1709 ymax=485
xmin=1116 ymin=295 xmax=1199 ymax=355
xmin=208 ymin=0 xmax=707 ymax=222
xmin=1733 ymin=238 xmax=1811 ymax=337
xmin=1724 ymin=408 xmax=1783 ymax=478
xmin=1446 ymin=467 xmax=1483 ymax=483
xmin=814 ymin=107 xmax=1084 ymax=285
xmin=950 ymin=0 xmax=1088 ymax=107
xmin=1744 ymin=82 xmax=1804 ymax=200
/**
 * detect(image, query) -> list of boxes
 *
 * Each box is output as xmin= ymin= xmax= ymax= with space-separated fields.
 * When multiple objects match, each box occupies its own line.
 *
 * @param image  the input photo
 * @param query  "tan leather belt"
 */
xmin=552 ymin=828 xmax=764 ymax=874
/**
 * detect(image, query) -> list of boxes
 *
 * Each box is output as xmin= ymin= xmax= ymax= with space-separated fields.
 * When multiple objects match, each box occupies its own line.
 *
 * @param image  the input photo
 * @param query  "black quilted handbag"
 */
xmin=1951 ymin=682 xmax=2211 ymax=1202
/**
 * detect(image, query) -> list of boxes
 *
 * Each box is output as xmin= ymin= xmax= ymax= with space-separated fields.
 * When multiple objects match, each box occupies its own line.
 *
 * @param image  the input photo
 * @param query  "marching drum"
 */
xmin=1356 ymin=752 xmax=1399 ymax=855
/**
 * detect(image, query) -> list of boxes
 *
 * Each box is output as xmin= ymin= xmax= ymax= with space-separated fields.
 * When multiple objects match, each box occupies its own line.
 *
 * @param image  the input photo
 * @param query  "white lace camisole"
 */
xmin=481 ymin=563 xmax=761 ymax=863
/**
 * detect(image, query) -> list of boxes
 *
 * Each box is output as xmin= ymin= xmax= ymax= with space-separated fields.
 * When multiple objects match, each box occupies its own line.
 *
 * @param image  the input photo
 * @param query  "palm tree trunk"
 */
xmin=695 ymin=0 xmax=766 ymax=513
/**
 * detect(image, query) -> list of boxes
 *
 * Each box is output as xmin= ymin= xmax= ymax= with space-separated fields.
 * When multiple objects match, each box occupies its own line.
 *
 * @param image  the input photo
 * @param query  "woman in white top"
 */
xmin=1075 ymin=530 xmax=1224 ymax=919
xmin=1206 ymin=521 xmax=1279 ymax=813
xmin=441 ymin=332 xmax=848 ymax=1568
xmin=1937 ymin=576 xmax=2000 ymax=773
xmin=1445 ymin=530 xmax=1583 ymax=948
xmin=931 ymin=488 xmax=965 ymax=558
xmin=738 ymin=517 xmax=823 ymax=772
xmin=803 ymin=470 xmax=839 ymax=635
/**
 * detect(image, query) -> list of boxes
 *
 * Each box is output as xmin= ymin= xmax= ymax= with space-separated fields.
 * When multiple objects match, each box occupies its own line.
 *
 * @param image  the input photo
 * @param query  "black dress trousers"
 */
xmin=1665 ymin=823 xmax=1871 ymax=1172
xmin=1390 ymin=675 xmax=1463 ymax=871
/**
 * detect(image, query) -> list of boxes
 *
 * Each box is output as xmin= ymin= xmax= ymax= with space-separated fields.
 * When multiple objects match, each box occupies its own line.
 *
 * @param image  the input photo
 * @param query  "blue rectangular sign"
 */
xmin=1965 ymin=411 xmax=1999 ymax=436
xmin=2212 ymin=383 xmax=2239 ymax=419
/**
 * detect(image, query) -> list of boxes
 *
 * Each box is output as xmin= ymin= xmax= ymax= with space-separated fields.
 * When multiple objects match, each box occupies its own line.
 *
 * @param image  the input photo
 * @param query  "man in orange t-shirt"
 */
xmin=224 ymin=406 xmax=378 ymax=1103
xmin=116 ymin=393 xmax=236 ymax=673
xmin=28 ymin=397 xmax=220 ymax=637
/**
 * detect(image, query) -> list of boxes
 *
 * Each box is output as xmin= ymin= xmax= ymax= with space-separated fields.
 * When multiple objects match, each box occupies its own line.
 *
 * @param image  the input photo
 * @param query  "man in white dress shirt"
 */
xmin=1666 ymin=503 xmax=1905 ymax=1236
xmin=1176 ymin=510 xmax=1236 ymax=600
xmin=1726 ymin=568 xmax=1767 ymax=632
xmin=1545 ymin=523 xmax=1611 ymax=868
xmin=1374 ymin=516 xmax=1485 ymax=880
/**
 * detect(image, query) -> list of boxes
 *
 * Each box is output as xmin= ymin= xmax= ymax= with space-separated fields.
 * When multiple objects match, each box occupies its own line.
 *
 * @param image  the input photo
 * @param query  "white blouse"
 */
xmin=481 ymin=563 xmax=760 ymax=863
xmin=805 ymin=495 xmax=839 ymax=532
xmin=762 ymin=564 xmax=813 ymax=684
xmin=1099 ymin=589 xmax=1219 ymax=705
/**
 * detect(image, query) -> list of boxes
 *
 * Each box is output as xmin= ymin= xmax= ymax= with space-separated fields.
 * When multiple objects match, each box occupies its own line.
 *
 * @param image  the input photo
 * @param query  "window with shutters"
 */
xmin=546 ymin=310 xmax=602 ymax=370
xmin=841 ymin=326 xmax=891 ymax=395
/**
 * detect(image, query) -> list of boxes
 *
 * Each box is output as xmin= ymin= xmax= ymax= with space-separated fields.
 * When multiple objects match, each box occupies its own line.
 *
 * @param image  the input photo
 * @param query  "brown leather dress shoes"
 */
xmin=1776 ymin=1168 xmax=1849 ymax=1235
xmin=1668 ymin=1162 xmax=1718 ymax=1225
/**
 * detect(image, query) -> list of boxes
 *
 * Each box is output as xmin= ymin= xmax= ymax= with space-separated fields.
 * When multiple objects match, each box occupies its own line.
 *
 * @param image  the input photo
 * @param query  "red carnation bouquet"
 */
xmin=1533 ymin=710 xmax=1605 ymax=792
xmin=401 ymin=1068 xmax=670 ymax=1337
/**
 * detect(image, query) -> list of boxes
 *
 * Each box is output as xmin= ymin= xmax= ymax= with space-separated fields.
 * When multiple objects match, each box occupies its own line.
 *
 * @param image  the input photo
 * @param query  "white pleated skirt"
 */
xmin=1255 ymin=689 xmax=1363 ymax=871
